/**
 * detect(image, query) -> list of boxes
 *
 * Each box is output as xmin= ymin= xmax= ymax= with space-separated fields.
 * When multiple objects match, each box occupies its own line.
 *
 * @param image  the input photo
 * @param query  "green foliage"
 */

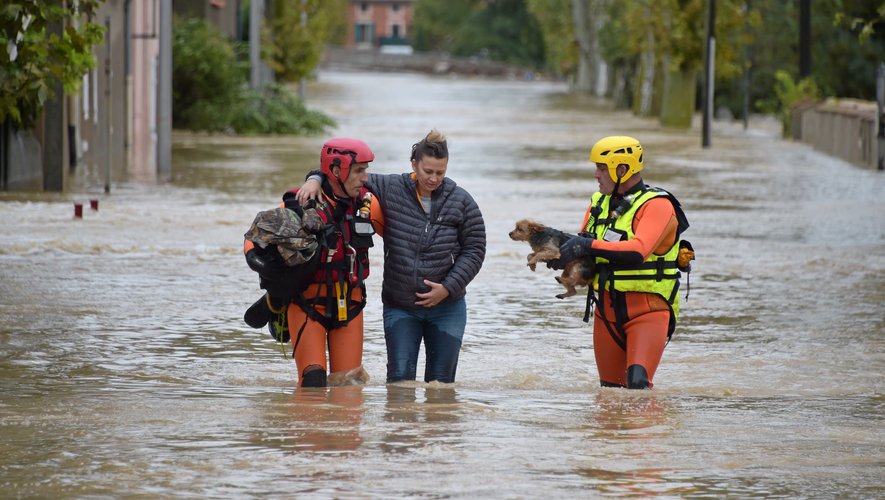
xmin=231 ymin=83 xmax=336 ymax=135
xmin=833 ymin=0 xmax=885 ymax=44
xmin=0 ymin=0 xmax=105 ymax=128
xmin=457 ymin=0 xmax=546 ymax=68
xmin=172 ymin=16 xmax=246 ymax=130
xmin=817 ymin=0 xmax=885 ymax=100
xmin=172 ymin=16 xmax=334 ymax=135
xmin=265 ymin=0 xmax=346 ymax=83
xmin=600 ymin=0 xmax=750 ymax=76
xmin=757 ymin=70 xmax=820 ymax=136
xmin=714 ymin=1 xmax=885 ymax=118
xmin=411 ymin=0 xmax=477 ymax=52
xmin=412 ymin=0 xmax=546 ymax=68
xmin=526 ymin=0 xmax=576 ymax=76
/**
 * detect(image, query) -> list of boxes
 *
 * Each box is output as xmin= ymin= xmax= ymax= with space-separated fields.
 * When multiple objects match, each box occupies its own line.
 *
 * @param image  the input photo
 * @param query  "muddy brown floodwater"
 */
xmin=1 ymin=69 xmax=882 ymax=498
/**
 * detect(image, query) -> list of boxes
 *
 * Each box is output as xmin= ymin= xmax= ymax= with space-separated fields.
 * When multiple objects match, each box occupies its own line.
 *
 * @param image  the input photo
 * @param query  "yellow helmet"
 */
xmin=589 ymin=136 xmax=644 ymax=183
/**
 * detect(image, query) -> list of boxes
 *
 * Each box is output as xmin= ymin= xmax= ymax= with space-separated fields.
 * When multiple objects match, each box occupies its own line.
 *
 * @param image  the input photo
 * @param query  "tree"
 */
xmin=0 ymin=0 xmax=105 ymax=128
xmin=526 ymin=0 xmax=576 ymax=77
xmin=834 ymin=0 xmax=885 ymax=44
xmin=172 ymin=16 xmax=245 ymax=130
xmin=412 ymin=0 xmax=546 ymax=69
xmin=172 ymin=16 xmax=334 ymax=135
xmin=456 ymin=0 xmax=546 ymax=68
xmin=596 ymin=0 xmax=751 ymax=126
xmin=411 ymin=0 xmax=478 ymax=53
xmin=265 ymin=0 xmax=346 ymax=83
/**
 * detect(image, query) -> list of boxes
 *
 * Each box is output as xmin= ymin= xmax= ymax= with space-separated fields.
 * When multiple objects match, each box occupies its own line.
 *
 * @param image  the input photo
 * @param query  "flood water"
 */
xmin=1 ymin=70 xmax=883 ymax=498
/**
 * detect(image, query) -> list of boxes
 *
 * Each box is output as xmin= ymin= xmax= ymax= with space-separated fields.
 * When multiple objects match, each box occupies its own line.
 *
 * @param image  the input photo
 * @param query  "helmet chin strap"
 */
xmin=329 ymin=162 xmax=351 ymax=199
xmin=332 ymin=152 xmax=358 ymax=199
xmin=611 ymin=168 xmax=623 ymax=197
xmin=333 ymin=175 xmax=351 ymax=200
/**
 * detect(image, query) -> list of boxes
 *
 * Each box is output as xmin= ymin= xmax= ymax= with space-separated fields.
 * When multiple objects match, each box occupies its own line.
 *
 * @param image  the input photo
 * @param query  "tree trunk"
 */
xmin=571 ymin=0 xmax=609 ymax=95
xmin=571 ymin=0 xmax=593 ymax=93
xmin=660 ymin=67 xmax=696 ymax=128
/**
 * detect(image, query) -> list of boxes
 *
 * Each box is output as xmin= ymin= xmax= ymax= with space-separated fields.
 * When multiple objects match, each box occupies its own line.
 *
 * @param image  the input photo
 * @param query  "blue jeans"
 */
xmin=383 ymin=298 xmax=467 ymax=383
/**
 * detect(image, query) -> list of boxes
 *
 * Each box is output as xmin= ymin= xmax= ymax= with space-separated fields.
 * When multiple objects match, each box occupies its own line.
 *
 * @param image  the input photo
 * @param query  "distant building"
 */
xmin=346 ymin=1 xmax=414 ymax=49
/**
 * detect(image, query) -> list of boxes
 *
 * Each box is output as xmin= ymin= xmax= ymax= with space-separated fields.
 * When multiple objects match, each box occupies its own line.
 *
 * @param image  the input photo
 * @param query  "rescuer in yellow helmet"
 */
xmin=553 ymin=136 xmax=693 ymax=389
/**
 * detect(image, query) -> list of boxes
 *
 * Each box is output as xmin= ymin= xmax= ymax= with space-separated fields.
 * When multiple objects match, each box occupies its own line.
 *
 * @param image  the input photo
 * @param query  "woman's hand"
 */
xmin=415 ymin=279 xmax=450 ymax=308
xmin=296 ymin=178 xmax=323 ymax=205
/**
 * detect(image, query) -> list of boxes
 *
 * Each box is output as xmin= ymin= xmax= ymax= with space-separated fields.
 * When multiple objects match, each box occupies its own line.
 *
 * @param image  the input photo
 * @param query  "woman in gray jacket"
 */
xmin=298 ymin=129 xmax=486 ymax=383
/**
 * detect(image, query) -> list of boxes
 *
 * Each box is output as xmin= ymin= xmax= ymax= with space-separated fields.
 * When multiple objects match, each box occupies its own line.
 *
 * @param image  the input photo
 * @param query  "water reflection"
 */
xmin=261 ymin=386 xmax=366 ymax=453
xmin=381 ymin=384 xmax=462 ymax=454
xmin=589 ymin=391 xmax=670 ymax=436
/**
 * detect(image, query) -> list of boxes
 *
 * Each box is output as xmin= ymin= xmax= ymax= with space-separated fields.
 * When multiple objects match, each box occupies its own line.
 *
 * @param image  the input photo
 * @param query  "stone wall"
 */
xmin=793 ymin=98 xmax=880 ymax=170
xmin=321 ymin=46 xmax=538 ymax=80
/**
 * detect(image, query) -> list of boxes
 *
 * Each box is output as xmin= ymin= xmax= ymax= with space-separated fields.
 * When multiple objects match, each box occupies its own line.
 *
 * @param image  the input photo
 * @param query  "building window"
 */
xmin=355 ymin=23 xmax=374 ymax=44
xmin=361 ymin=2 xmax=369 ymax=12
xmin=391 ymin=24 xmax=401 ymax=38
xmin=392 ymin=3 xmax=400 ymax=11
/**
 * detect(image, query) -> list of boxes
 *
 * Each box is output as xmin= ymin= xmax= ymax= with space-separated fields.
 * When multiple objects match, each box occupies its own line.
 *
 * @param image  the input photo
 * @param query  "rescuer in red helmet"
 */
xmin=243 ymin=138 xmax=381 ymax=387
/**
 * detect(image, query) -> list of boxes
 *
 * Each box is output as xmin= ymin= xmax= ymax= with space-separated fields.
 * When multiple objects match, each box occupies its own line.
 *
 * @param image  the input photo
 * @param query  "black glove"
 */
xmin=546 ymin=258 xmax=565 ymax=270
xmin=245 ymin=247 xmax=286 ymax=278
xmin=558 ymin=235 xmax=593 ymax=264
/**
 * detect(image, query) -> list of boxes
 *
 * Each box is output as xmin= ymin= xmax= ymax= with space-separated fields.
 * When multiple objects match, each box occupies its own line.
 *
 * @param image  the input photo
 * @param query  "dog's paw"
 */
xmin=528 ymin=263 xmax=537 ymax=271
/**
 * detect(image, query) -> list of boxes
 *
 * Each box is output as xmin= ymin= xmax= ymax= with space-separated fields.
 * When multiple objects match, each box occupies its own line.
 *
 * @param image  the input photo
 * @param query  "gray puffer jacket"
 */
xmin=368 ymin=172 xmax=486 ymax=310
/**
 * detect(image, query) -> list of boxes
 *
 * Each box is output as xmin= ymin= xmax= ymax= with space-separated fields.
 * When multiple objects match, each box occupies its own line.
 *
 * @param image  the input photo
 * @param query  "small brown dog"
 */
xmin=509 ymin=218 xmax=595 ymax=299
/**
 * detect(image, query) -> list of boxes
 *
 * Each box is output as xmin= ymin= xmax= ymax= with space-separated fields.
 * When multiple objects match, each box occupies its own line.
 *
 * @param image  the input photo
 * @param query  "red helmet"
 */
xmin=320 ymin=138 xmax=374 ymax=183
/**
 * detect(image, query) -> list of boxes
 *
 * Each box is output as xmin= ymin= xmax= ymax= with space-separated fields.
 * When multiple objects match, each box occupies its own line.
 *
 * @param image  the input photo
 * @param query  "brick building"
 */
xmin=346 ymin=1 xmax=414 ymax=49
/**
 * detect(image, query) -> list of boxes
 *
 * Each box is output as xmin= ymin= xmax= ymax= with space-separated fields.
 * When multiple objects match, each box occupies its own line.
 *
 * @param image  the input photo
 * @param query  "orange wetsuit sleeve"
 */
xmin=590 ymin=197 xmax=678 ymax=265
xmin=370 ymin=194 xmax=385 ymax=238
xmin=580 ymin=204 xmax=594 ymax=233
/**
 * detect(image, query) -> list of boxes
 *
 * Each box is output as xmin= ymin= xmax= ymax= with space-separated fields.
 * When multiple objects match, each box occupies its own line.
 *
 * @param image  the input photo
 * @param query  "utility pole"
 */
xmin=799 ymin=0 xmax=811 ymax=78
xmin=702 ymin=0 xmax=716 ymax=148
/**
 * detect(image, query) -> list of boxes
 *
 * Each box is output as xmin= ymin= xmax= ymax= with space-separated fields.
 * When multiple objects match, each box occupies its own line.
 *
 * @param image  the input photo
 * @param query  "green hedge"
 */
xmin=171 ymin=17 xmax=334 ymax=135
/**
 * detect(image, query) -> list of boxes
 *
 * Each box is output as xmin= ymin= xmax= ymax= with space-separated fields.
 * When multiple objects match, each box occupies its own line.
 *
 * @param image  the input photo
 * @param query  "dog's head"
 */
xmin=509 ymin=218 xmax=546 ymax=242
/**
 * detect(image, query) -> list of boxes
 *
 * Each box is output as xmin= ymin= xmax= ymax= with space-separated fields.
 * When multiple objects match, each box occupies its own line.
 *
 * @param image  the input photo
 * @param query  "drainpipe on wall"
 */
xmin=877 ymin=63 xmax=884 ymax=171
xmin=156 ymin=0 xmax=171 ymax=181
xmin=104 ymin=15 xmax=112 ymax=194
xmin=124 ymin=0 xmax=132 ymax=152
